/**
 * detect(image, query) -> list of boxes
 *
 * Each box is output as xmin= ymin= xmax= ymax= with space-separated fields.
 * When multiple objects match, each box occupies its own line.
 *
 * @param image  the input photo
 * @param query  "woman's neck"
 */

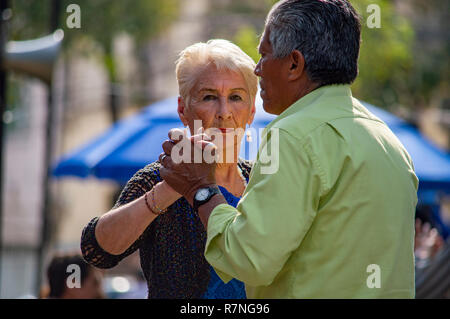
xmin=214 ymin=144 xmax=246 ymax=196
xmin=215 ymin=161 xmax=239 ymax=185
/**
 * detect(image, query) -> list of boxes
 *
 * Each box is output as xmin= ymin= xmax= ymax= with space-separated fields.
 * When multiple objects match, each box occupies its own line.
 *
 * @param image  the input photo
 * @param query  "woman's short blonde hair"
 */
xmin=175 ymin=39 xmax=258 ymax=106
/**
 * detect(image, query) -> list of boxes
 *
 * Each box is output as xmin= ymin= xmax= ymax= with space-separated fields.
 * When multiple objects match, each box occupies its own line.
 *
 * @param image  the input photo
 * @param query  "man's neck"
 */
xmin=278 ymin=80 xmax=321 ymax=115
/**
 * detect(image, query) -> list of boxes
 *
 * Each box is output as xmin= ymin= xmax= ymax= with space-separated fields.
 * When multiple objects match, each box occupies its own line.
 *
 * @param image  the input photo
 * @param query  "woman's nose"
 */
xmin=216 ymin=98 xmax=232 ymax=120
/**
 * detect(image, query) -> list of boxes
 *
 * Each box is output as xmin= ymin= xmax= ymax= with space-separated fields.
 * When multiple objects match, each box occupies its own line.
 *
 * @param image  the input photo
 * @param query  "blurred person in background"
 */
xmin=413 ymin=205 xmax=449 ymax=298
xmin=80 ymin=39 xmax=258 ymax=298
xmin=41 ymin=253 xmax=105 ymax=299
xmin=414 ymin=220 xmax=449 ymax=298
xmin=414 ymin=206 xmax=444 ymax=266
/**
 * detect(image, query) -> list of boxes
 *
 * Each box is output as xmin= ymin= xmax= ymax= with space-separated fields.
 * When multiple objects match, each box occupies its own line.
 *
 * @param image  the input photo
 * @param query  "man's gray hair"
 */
xmin=264 ymin=0 xmax=361 ymax=85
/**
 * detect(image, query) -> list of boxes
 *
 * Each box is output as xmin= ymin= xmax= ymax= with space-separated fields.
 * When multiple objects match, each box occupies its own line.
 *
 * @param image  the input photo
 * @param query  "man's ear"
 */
xmin=177 ymin=96 xmax=188 ymax=126
xmin=287 ymin=49 xmax=305 ymax=81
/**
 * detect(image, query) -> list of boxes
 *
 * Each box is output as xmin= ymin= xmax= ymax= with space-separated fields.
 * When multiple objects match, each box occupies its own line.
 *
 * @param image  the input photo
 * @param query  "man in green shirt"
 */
xmin=160 ymin=0 xmax=418 ymax=298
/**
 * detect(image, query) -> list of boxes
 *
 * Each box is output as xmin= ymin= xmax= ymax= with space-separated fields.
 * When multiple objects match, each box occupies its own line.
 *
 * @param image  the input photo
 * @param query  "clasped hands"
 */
xmin=159 ymin=128 xmax=219 ymax=205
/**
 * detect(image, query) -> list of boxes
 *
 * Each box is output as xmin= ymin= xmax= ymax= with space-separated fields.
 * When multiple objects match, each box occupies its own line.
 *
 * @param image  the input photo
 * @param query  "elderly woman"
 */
xmin=80 ymin=39 xmax=258 ymax=299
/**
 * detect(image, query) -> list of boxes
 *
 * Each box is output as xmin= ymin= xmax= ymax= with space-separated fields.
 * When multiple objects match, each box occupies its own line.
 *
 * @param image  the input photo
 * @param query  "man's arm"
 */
xmin=203 ymin=129 xmax=323 ymax=286
xmin=183 ymin=186 xmax=228 ymax=229
xmin=196 ymin=193 xmax=228 ymax=229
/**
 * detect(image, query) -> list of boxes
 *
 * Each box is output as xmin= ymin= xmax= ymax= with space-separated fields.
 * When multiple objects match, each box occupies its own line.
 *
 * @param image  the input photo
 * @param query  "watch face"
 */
xmin=195 ymin=188 xmax=210 ymax=201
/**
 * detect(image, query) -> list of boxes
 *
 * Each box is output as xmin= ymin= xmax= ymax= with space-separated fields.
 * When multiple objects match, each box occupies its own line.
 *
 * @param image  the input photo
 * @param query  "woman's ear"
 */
xmin=287 ymin=49 xmax=305 ymax=81
xmin=248 ymin=102 xmax=256 ymax=125
xmin=177 ymin=96 xmax=188 ymax=126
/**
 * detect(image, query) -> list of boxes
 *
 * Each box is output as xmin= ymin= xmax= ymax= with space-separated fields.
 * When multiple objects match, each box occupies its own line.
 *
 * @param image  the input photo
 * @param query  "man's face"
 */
xmin=254 ymin=30 xmax=292 ymax=115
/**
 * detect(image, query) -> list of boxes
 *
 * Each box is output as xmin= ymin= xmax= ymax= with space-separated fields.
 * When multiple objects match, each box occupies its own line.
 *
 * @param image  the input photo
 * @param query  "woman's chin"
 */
xmin=221 ymin=135 xmax=243 ymax=148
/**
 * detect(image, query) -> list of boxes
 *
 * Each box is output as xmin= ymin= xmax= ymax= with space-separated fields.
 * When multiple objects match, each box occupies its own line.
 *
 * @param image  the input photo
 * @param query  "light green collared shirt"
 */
xmin=204 ymin=84 xmax=419 ymax=298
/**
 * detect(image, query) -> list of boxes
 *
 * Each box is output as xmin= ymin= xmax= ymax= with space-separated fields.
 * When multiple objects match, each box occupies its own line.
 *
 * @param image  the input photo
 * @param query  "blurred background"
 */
xmin=0 ymin=0 xmax=448 ymax=299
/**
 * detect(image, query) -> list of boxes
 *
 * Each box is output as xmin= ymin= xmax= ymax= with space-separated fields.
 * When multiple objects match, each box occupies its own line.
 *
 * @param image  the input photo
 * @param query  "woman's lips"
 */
xmin=205 ymin=128 xmax=235 ymax=135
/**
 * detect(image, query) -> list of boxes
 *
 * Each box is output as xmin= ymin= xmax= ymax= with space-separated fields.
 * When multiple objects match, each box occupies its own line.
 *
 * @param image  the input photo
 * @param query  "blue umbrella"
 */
xmin=53 ymin=97 xmax=450 ymax=192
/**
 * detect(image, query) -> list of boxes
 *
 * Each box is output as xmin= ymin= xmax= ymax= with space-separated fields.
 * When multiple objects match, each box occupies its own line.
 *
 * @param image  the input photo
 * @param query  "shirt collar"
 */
xmin=266 ymin=84 xmax=353 ymax=131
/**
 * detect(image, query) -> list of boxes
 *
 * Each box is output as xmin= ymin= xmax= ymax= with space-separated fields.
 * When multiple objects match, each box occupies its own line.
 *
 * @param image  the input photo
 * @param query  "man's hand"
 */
xmin=159 ymin=128 xmax=218 ymax=205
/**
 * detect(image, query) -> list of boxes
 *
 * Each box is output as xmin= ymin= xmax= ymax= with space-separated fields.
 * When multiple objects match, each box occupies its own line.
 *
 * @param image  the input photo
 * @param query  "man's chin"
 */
xmin=262 ymin=100 xmax=278 ymax=115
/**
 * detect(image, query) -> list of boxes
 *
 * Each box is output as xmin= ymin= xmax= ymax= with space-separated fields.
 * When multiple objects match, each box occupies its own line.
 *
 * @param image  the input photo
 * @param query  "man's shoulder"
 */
xmin=271 ymin=96 xmax=384 ymax=142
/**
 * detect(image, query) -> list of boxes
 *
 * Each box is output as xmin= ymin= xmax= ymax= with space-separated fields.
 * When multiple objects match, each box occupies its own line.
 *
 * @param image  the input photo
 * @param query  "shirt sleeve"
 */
xmin=204 ymin=128 xmax=324 ymax=286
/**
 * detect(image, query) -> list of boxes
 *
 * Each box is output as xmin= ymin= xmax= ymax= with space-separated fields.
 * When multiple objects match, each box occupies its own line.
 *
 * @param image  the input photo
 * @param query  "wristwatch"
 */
xmin=193 ymin=186 xmax=221 ymax=212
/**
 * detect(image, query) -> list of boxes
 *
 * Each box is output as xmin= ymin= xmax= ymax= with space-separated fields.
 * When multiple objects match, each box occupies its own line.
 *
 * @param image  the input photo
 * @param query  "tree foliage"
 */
xmin=9 ymin=0 xmax=179 ymax=79
xmin=7 ymin=0 xmax=447 ymax=110
xmin=9 ymin=0 xmax=179 ymax=45
xmin=233 ymin=25 xmax=260 ymax=64
xmin=351 ymin=0 xmax=415 ymax=109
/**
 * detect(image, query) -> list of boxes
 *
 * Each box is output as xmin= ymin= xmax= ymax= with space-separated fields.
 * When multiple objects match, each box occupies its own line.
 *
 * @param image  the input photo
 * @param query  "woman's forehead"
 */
xmin=193 ymin=67 xmax=248 ymax=93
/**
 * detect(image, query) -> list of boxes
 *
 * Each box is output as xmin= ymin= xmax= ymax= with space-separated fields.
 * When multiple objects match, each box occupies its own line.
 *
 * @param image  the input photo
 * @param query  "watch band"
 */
xmin=193 ymin=186 xmax=221 ymax=212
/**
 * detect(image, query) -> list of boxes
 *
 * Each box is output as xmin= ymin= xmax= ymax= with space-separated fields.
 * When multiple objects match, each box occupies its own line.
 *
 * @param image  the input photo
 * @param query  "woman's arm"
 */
xmin=95 ymin=180 xmax=181 ymax=255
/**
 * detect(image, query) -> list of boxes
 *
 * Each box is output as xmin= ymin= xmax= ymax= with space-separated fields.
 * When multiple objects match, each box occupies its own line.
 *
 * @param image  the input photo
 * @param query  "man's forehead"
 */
xmin=258 ymin=30 xmax=271 ymax=52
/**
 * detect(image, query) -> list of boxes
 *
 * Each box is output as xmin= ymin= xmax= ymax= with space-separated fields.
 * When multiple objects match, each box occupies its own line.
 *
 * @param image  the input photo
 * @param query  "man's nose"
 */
xmin=254 ymin=59 xmax=262 ymax=76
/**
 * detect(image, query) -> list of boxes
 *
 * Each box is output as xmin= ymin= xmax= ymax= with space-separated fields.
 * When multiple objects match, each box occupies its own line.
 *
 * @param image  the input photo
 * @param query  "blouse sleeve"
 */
xmin=80 ymin=163 xmax=160 ymax=269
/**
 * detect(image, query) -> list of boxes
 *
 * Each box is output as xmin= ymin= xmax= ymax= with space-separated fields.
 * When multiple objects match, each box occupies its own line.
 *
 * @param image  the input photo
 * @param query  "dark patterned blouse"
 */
xmin=80 ymin=159 xmax=253 ymax=299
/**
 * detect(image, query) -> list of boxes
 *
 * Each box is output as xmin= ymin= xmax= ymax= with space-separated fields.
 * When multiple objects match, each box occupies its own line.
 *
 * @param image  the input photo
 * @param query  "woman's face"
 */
xmin=178 ymin=65 xmax=255 ymax=150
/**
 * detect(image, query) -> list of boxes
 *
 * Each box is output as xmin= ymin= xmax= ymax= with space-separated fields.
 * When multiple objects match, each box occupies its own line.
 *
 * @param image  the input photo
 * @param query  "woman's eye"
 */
xmin=230 ymin=95 xmax=242 ymax=101
xmin=203 ymin=95 xmax=216 ymax=101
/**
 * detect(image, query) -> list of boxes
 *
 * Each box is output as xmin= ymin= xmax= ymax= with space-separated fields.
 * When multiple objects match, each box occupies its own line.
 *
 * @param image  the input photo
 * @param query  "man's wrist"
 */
xmin=187 ymin=184 xmax=218 ymax=207
xmin=197 ymin=192 xmax=227 ymax=230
